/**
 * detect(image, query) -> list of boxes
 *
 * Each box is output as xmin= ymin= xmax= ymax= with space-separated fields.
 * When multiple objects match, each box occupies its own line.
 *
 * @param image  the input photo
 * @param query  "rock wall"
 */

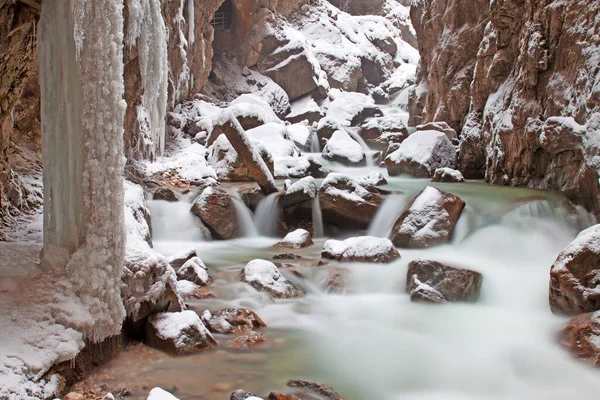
xmin=409 ymin=0 xmax=600 ymax=217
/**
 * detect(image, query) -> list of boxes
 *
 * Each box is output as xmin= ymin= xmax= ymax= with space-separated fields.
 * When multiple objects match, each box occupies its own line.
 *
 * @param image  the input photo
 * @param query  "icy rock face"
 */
xmin=146 ymin=311 xmax=217 ymax=355
xmin=201 ymin=308 xmax=266 ymax=334
xmin=406 ymin=259 xmax=482 ymax=303
xmin=560 ymin=311 xmax=600 ymax=366
xmin=39 ymin=0 xmax=127 ymax=342
xmin=410 ymin=0 xmax=600 ymax=218
xmin=241 ymin=259 xmax=304 ymax=298
xmin=318 ymin=173 xmax=383 ymax=229
xmin=322 ymin=236 xmax=400 ymax=263
xmin=391 ymin=186 xmax=465 ymax=248
xmin=550 ymin=224 xmax=600 ymax=315
xmin=385 ymin=130 xmax=456 ymax=178
xmin=275 ymin=229 xmax=314 ymax=249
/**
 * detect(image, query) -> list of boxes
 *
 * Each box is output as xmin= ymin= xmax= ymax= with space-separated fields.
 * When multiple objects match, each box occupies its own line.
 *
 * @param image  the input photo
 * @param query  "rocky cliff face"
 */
xmin=409 ymin=0 xmax=600 ymax=217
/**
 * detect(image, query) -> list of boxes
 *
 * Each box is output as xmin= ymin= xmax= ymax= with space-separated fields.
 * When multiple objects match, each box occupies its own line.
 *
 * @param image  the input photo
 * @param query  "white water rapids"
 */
xmin=140 ymin=164 xmax=600 ymax=400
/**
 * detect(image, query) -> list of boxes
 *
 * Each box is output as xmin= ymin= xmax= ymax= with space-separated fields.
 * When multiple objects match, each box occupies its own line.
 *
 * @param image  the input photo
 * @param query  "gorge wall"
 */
xmin=409 ymin=0 xmax=600 ymax=217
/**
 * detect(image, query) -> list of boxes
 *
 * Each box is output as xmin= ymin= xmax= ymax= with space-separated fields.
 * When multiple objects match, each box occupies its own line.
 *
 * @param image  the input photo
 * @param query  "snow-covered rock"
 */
xmin=319 ymin=173 xmax=383 ymax=229
xmin=360 ymin=115 xmax=408 ymax=150
xmin=550 ymin=224 xmax=600 ymax=315
xmin=176 ymin=280 xmax=215 ymax=301
xmin=201 ymin=308 xmax=266 ymax=335
xmin=191 ymin=187 xmax=239 ymax=240
xmin=391 ymin=186 xmax=465 ymax=248
xmin=385 ymin=130 xmax=456 ymax=178
xmin=322 ymin=236 xmax=400 ymax=263
xmin=322 ymin=130 xmax=366 ymax=166
xmin=230 ymin=390 xmax=263 ymax=400
xmin=416 ymin=121 xmax=457 ymax=141
xmin=280 ymin=176 xmax=318 ymax=209
xmin=286 ymin=95 xmax=324 ymax=124
xmin=275 ymin=229 xmax=314 ymax=249
xmin=207 ymin=134 xmax=275 ymax=182
xmin=147 ymin=388 xmax=180 ymax=400
xmin=146 ymin=311 xmax=216 ymax=355
xmin=241 ymin=259 xmax=304 ymax=298
xmin=432 ymin=167 xmax=465 ymax=183
xmin=406 ymin=259 xmax=482 ymax=303
xmin=167 ymin=248 xmax=198 ymax=271
xmin=356 ymin=171 xmax=387 ymax=189
xmin=176 ymin=257 xmax=212 ymax=286
xmin=287 ymin=122 xmax=313 ymax=150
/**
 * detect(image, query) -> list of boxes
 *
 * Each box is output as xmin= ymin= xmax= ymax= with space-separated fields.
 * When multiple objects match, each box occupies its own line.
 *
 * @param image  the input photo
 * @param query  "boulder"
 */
xmin=319 ymin=173 xmax=383 ymax=229
xmin=208 ymin=134 xmax=275 ymax=182
xmin=147 ymin=388 xmax=180 ymax=400
xmin=322 ymin=237 xmax=400 ymax=263
xmin=201 ymin=308 xmax=266 ymax=335
xmin=227 ymin=332 xmax=266 ymax=350
xmin=167 ymin=248 xmax=198 ymax=271
xmin=146 ymin=311 xmax=217 ymax=355
xmin=559 ymin=312 xmax=600 ymax=366
xmin=153 ymin=188 xmax=178 ymax=202
xmin=176 ymin=281 xmax=216 ymax=301
xmin=416 ymin=121 xmax=457 ymax=141
xmin=360 ymin=116 xmax=408 ymax=151
xmin=241 ymin=259 xmax=305 ymax=298
xmin=327 ymin=268 xmax=349 ymax=294
xmin=287 ymin=380 xmax=345 ymax=400
xmin=275 ymin=229 xmax=314 ymax=249
xmin=191 ymin=187 xmax=239 ymax=240
xmin=285 ymin=96 xmax=324 ymax=125
xmin=176 ymin=257 xmax=212 ymax=286
xmin=280 ymin=176 xmax=318 ymax=209
xmin=230 ymin=391 xmax=260 ymax=400
xmin=385 ymin=130 xmax=456 ymax=178
xmin=391 ymin=186 xmax=465 ymax=248
xmin=406 ymin=259 xmax=482 ymax=303
xmin=316 ymin=117 xmax=344 ymax=144
xmin=355 ymin=171 xmax=387 ymax=190
xmin=263 ymin=53 xmax=319 ymax=101
xmin=550 ymin=225 xmax=600 ymax=315
xmin=273 ymin=253 xmax=302 ymax=260
xmin=322 ymin=130 xmax=366 ymax=166
xmin=432 ymin=168 xmax=465 ymax=183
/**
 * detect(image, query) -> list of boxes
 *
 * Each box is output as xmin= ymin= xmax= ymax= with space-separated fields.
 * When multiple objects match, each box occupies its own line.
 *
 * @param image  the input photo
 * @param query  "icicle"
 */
xmin=188 ymin=0 xmax=195 ymax=47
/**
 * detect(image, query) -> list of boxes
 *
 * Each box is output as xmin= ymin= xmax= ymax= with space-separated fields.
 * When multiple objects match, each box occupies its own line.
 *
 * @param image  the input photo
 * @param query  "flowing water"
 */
xmin=92 ymin=162 xmax=600 ymax=400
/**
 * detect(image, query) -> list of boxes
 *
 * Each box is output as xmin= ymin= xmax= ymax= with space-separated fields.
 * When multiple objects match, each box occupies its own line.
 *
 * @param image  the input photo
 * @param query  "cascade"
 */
xmin=367 ymin=194 xmax=408 ymax=238
xmin=312 ymin=196 xmax=324 ymax=237
xmin=254 ymin=193 xmax=281 ymax=237
xmin=231 ymin=193 xmax=259 ymax=237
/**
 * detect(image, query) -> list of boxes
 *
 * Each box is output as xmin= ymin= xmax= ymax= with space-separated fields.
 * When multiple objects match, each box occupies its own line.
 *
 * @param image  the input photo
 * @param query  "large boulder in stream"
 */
xmin=550 ymin=224 xmax=600 ymax=315
xmin=322 ymin=236 xmax=400 ymax=263
xmin=319 ymin=173 xmax=383 ymax=229
xmin=146 ymin=311 xmax=217 ymax=355
xmin=280 ymin=176 xmax=318 ymax=209
xmin=559 ymin=311 xmax=600 ymax=366
xmin=391 ymin=186 xmax=465 ymax=248
xmin=322 ymin=130 xmax=366 ymax=166
xmin=432 ymin=168 xmax=465 ymax=183
xmin=406 ymin=259 xmax=482 ymax=303
xmin=275 ymin=229 xmax=314 ymax=249
xmin=176 ymin=257 xmax=212 ymax=286
xmin=385 ymin=130 xmax=456 ymax=178
xmin=241 ymin=259 xmax=304 ymax=298
xmin=191 ymin=187 xmax=239 ymax=240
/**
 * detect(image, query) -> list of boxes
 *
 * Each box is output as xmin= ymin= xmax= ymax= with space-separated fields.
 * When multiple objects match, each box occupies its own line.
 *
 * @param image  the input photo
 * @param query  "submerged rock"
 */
xmin=385 ymin=130 xmax=456 ymax=178
xmin=550 ymin=224 xmax=600 ymax=315
xmin=153 ymin=188 xmax=178 ymax=202
xmin=322 ymin=236 xmax=400 ymax=263
xmin=241 ymin=259 xmax=304 ymax=298
xmin=560 ymin=312 xmax=600 ymax=366
xmin=201 ymin=308 xmax=266 ymax=335
xmin=406 ymin=259 xmax=482 ymax=303
xmin=391 ymin=186 xmax=465 ymax=248
xmin=432 ymin=167 xmax=465 ymax=183
xmin=327 ymin=268 xmax=350 ymax=294
xmin=146 ymin=311 xmax=217 ymax=355
xmin=227 ymin=331 xmax=266 ymax=350
xmin=176 ymin=257 xmax=212 ymax=286
xmin=287 ymin=380 xmax=345 ymax=400
xmin=191 ymin=187 xmax=239 ymax=240
xmin=275 ymin=229 xmax=314 ymax=249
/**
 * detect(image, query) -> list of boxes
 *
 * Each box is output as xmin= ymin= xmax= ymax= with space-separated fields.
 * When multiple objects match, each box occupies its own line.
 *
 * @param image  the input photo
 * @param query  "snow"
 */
xmin=386 ymin=130 xmax=456 ymax=175
xmin=176 ymin=280 xmax=201 ymax=297
xmin=322 ymin=236 xmax=398 ymax=261
xmin=150 ymin=310 xmax=212 ymax=344
xmin=322 ymin=130 xmax=366 ymax=164
xmin=320 ymin=173 xmax=372 ymax=203
xmin=278 ymin=229 xmax=312 ymax=248
xmin=287 ymin=122 xmax=313 ymax=148
xmin=242 ymin=259 xmax=300 ymax=296
xmin=326 ymin=90 xmax=375 ymax=126
xmin=287 ymin=96 xmax=323 ymax=121
xmin=552 ymin=224 xmax=600 ymax=273
xmin=147 ymin=387 xmax=180 ymax=400
xmin=286 ymin=176 xmax=318 ymax=199
xmin=177 ymin=257 xmax=211 ymax=285
xmin=230 ymin=94 xmax=282 ymax=124
xmin=356 ymin=171 xmax=387 ymax=187
xmin=433 ymin=167 xmax=465 ymax=182
xmin=247 ymin=123 xmax=300 ymax=158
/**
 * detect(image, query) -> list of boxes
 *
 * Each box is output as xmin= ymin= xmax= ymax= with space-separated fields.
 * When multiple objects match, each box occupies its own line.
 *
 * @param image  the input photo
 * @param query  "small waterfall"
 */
xmin=312 ymin=196 xmax=324 ymax=237
xmin=367 ymin=194 xmax=408 ymax=238
xmin=310 ymin=131 xmax=321 ymax=153
xmin=231 ymin=193 xmax=258 ymax=237
xmin=347 ymin=128 xmax=373 ymax=167
xmin=254 ymin=193 xmax=281 ymax=237
xmin=502 ymin=199 xmax=557 ymax=224
xmin=147 ymin=199 xmax=207 ymax=242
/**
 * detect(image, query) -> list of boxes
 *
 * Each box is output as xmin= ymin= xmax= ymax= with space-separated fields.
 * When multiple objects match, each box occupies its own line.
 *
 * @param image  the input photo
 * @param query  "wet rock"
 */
xmin=177 ymin=281 xmax=216 ymax=301
xmin=230 ymin=390 xmax=260 ymax=400
xmin=322 ymin=236 xmax=400 ymax=263
xmin=327 ymin=268 xmax=349 ymax=294
xmin=416 ymin=121 xmax=457 ymax=141
xmin=167 ymin=249 xmax=198 ymax=271
xmin=227 ymin=332 xmax=266 ymax=350
xmin=287 ymin=380 xmax=345 ymax=400
xmin=239 ymin=187 xmax=266 ymax=212
xmin=268 ymin=393 xmax=301 ymax=400
xmin=280 ymin=176 xmax=318 ymax=209
xmin=356 ymin=171 xmax=387 ymax=190
xmin=242 ymin=259 xmax=305 ymax=298
xmin=406 ymin=259 xmax=482 ymax=303
xmin=201 ymin=308 xmax=266 ymax=335
xmin=275 ymin=229 xmax=314 ymax=249
xmin=391 ymin=186 xmax=465 ymax=248
xmin=191 ymin=187 xmax=239 ymax=240
xmin=560 ymin=312 xmax=600 ymax=366
xmin=322 ymin=130 xmax=366 ymax=166
xmin=432 ymin=168 xmax=465 ymax=183
xmin=153 ymin=188 xmax=178 ymax=202
xmin=176 ymin=257 xmax=212 ymax=286
xmin=146 ymin=311 xmax=217 ymax=355
xmin=319 ymin=173 xmax=383 ymax=229
xmin=550 ymin=225 xmax=600 ymax=315
xmin=147 ymin=387 xmax=180 ymax=400
xmin=273 ymin=253 xmax=302 ymax=260
xmin=385 ymin=130 xmax=456 ymax=178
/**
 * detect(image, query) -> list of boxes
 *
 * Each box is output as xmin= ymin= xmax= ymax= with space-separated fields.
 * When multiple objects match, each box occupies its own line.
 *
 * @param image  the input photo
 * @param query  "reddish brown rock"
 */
xmin=327 ymin=268 xmax=349 ymax=294
xmin=391 ymin=186 xmax=465 ymax=248
xmin=146 ymin=311 xmax=217 ymax=355
xmin=201 ymin=308 xmax=266 ymax=335
xmin=268 ymin=393 xmax=301 ymax=400
xmin=227 ymin=331 xmax=266 ymax=350
xmin=550 ymin=225 xmax=600 ymax=315
xmin=560 ymin=312 xmax=600 ymax=366
xmin=406 ymin=259 xmax=482 ymax=303
xmin=287 ymin=380 xmax=345 ymax=400
xmin=191 ymin=187 xmax=239 ymax=240
xmin=153 ymin=188 xmax=178 ymax=202
xmin=322 ymin=237 xmax=400 ymax=263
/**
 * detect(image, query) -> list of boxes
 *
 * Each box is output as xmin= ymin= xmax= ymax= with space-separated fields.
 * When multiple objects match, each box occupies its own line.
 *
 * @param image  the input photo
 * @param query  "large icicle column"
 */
xmin=38 ymin=0 xmax=127 ymax=342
